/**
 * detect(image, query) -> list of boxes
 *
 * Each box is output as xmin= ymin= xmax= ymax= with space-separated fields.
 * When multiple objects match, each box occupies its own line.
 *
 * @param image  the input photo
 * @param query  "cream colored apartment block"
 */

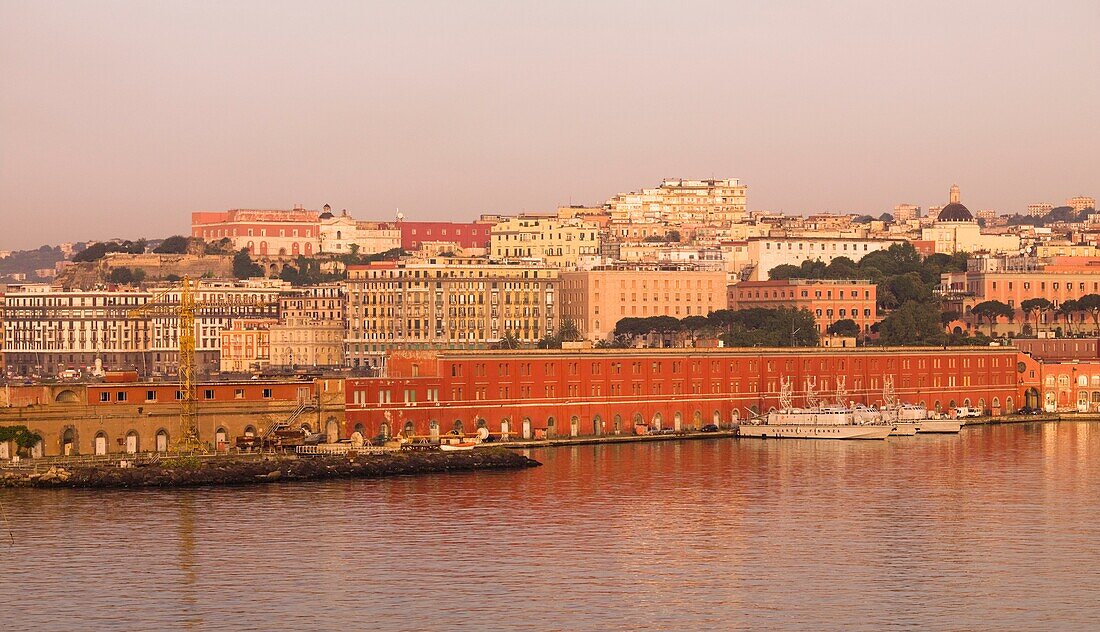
xmin=559 ymin=266 xmax=727 ymax=340
xmin=345 ymin=258 xmax=560 ymax=368
xmin=605 ymin=178 xmax=748 ymax=224
xmin=490 ymin=216 xmax=601 ymax=269
xmin=269 ymin=285 xmax=346 ymax=368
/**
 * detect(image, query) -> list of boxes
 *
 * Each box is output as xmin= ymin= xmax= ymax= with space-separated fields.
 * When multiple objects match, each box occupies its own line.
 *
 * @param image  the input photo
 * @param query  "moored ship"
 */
xmin=737 ymin=378 xmax=892 ymax=440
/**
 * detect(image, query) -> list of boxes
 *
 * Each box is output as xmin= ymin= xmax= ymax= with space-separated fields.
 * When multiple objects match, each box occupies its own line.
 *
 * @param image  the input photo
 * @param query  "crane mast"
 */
xmin=128 ymin=277 xmax=273 ymax=451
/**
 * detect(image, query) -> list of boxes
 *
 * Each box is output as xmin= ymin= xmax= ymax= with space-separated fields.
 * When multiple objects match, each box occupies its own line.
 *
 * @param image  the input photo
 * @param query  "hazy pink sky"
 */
xmin=1 ymin=1 xmax=1098 ymax=250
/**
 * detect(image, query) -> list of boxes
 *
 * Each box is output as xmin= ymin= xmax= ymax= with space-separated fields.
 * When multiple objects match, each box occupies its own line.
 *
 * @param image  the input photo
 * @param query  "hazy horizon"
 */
xmin=2 ymin=1 xmax=1098 ymax=250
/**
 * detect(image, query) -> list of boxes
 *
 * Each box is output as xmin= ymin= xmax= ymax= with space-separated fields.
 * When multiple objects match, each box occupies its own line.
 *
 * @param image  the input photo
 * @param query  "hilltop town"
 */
xmin=1 ymin=178 xmax=1098 ymax=456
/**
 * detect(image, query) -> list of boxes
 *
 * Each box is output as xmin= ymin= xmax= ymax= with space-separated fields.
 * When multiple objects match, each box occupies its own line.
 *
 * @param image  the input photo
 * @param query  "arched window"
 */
xmin=244 ymin=425 xmax=256 ymax=437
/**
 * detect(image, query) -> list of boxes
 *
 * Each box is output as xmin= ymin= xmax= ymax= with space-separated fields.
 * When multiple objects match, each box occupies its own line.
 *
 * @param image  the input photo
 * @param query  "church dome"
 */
xmin=938 ymin=202 xmax=973 ymax=222
xmin=319 ymin=211 xmax=334 ymax=219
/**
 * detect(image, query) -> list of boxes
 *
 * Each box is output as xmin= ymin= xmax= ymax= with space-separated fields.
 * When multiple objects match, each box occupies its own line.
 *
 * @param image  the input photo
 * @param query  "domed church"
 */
xmin=921 ymin=185 xmax=1019 ymax=254
xmin=936 ymin=184 xmax=974 ymax=222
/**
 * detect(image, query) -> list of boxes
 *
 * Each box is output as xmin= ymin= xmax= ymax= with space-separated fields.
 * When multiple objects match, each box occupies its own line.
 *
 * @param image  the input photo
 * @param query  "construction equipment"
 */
xmin=127 ymin=277 xmax=275 ymax=450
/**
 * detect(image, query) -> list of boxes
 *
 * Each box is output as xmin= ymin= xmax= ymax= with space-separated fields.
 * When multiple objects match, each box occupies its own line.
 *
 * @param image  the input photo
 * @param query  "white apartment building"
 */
xmin=744 ymin=237 xmax=905 ymax=281
xmin=2 ymin=285 xmax=150 ymax=377
xmin=318 ymin=212 xmax=401 ymax=255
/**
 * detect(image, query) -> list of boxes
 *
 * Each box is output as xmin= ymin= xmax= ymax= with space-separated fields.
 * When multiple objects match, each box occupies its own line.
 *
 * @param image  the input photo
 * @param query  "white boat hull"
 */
xmin=889 ymin=422 xmax=918 ymax=436
xmin=738 ymin=424 xmax=892 ymax=440
xmin=917 ymin=420 xmax=962 ymax=434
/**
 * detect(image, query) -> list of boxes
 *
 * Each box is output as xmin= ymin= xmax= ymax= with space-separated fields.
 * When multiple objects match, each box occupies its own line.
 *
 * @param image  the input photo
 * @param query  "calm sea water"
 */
xmin=3 ymin=422 xmax=1099 ymax=631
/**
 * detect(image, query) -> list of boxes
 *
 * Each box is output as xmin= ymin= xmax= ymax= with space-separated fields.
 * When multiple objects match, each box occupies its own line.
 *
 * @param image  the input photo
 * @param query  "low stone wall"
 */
xmin=0 ymin=448 xmax=539 ymax=489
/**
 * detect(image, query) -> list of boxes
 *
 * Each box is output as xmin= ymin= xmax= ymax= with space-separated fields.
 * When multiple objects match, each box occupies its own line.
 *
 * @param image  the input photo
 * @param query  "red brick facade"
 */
xmin=345 ymin=348 xmax=1020 ymax=439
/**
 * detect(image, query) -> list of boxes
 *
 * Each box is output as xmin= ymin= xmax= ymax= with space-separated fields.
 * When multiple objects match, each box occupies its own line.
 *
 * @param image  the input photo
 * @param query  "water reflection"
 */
xmin=2 ymin=422 xmax=1099 ymax=631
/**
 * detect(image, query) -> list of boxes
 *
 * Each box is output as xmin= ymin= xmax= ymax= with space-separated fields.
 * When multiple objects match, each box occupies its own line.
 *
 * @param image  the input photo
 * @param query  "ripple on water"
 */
xmin=2 ymin=422 xmax=1099 ymax=631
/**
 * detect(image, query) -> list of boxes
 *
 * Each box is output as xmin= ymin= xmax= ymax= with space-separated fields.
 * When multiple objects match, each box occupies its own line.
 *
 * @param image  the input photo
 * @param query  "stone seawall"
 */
xmin=0 ymin=448 xmax=540 ymax=489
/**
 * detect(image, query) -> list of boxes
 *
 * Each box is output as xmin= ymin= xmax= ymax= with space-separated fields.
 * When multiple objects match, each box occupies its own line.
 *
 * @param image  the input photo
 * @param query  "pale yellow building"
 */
xmin=345 ymin=258 xmax=560 ymax=368
xmin=1067 ymin=196 xmax=1096 ymax=213
xmin=490 ymin=216 xmax=601 ymax=269
xmin=269 ymin=285 xmax=346 ymax=369
xmin=605 ymin=178 xmax=748 ymax=224
xmin=559 ymin=266 xmax=727 ymax=340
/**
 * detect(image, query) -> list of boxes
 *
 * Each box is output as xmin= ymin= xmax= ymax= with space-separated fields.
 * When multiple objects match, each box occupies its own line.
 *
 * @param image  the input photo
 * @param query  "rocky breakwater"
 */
xmin=0 ymin=448 xmax=541 ymax=489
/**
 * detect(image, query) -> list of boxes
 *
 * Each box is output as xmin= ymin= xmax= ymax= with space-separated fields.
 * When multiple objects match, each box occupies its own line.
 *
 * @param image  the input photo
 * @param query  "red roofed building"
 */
xmin=191 ymin=206 xmax=321 ymax=256
xmin=398 ymin=221 xmax=495 ymax=251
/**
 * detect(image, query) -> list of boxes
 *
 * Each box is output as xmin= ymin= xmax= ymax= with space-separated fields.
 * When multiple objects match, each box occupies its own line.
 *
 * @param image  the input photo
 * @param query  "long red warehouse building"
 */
xmin=346 ymin=347 xmax=1021 ymax=439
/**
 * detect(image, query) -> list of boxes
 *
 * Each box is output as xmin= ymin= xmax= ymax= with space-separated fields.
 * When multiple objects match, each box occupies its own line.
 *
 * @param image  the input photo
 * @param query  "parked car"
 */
xmin=700 ymin=424 xmax=720 ymax=433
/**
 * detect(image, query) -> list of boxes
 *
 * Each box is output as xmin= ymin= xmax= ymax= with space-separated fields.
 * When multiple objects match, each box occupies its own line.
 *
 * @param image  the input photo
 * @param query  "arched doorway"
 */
xmin=125 ymin=431 xmax=139 ymax=454
xmin=546 ymin=417 xmax=556 ymax=437
xmin=977 ymin=398 xmax=985 ymax=413
xmin=693 ymin=410 xmax=703 ymax=427
xmin=429 ymin=420 xmax=440 ymax=438
xmin=325 ymin=417 xmax=340 ymax=442
xmin=155 ymin=429 xmax=169 ymax=452
xmin=613 ymin=414 xmax=622 ymax=435
xmin=592 ymin=415 xmax=602 ymax=436
xmin=379 ymin=422 xmax=391 ymax=439
xmin=500 ymin=418 xmax=511 ymax=440
xmin=1006 ymin=396 xmax=1015 ymax=412
xmin=403 ymin=421 xmax=415 ymax=437
xmin=521 ymin=417 xmax=532 ymax=440
xmin=651 ymin=413 xmax=662 ymax=431
xmin=712 ymin=410 xmax=721 ymax=426
xmin=673 ymin=411 xmax=683 ymax=431
xmin=452 ymin=420 xmax=464 ymax=435
xmin=215 ymin=428 xmax=227 ymax=450
xmin=570 ymin=416 xmax=580 ymax=437
xmin=61 ymin=427 xmax=77 ymax=456
xmin=94 ymin=432 xmax=108 ymax=456
xmin=244 ymin=425 xmax=256 ymax=437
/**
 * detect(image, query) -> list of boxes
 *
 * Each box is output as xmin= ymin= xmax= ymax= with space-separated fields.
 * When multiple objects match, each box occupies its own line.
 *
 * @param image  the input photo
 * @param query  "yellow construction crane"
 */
xmin=127 ymin=277 xmax=275 ymax=450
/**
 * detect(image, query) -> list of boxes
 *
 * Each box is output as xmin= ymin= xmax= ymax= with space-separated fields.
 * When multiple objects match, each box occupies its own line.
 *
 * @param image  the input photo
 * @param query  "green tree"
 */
xmin=1077 ymin=294 xmax=1100 ymax=335
xmin=0 ymin=425 xmax=43 ymax=457
xmin=232 ymin=250 xmax=265 ymax=279
xmin=1021 ymin=298 xmax=1054 ymax=336
xmin=826 ymin=318 xmax=860 ymax=337
xmin=153 ymin=235 xmax=191 ymax=254
xmin=494 ymin=331 xmax=521 ymax=350
xmin=108 ymin=267 xmax=145 ymax=284
xmin=1057 ymin=299 xmax=1080 ymax=335
xmin=971 ymin=300 xmax=1013 ymax=336
xmin=875 ymin=301 xmax=946 ymax=345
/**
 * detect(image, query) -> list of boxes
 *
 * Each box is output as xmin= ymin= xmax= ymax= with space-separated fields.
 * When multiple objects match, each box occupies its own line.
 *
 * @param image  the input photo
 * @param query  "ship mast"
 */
xmin=779 ymin=377 xmax=793 ymax=411
xmin=805 ymin=376 xmax=819 ymax=409
xmin=835 ymin=376 xmax=847 ymax=406
xmin=882 ymin=374 xmax=897 ymax=409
